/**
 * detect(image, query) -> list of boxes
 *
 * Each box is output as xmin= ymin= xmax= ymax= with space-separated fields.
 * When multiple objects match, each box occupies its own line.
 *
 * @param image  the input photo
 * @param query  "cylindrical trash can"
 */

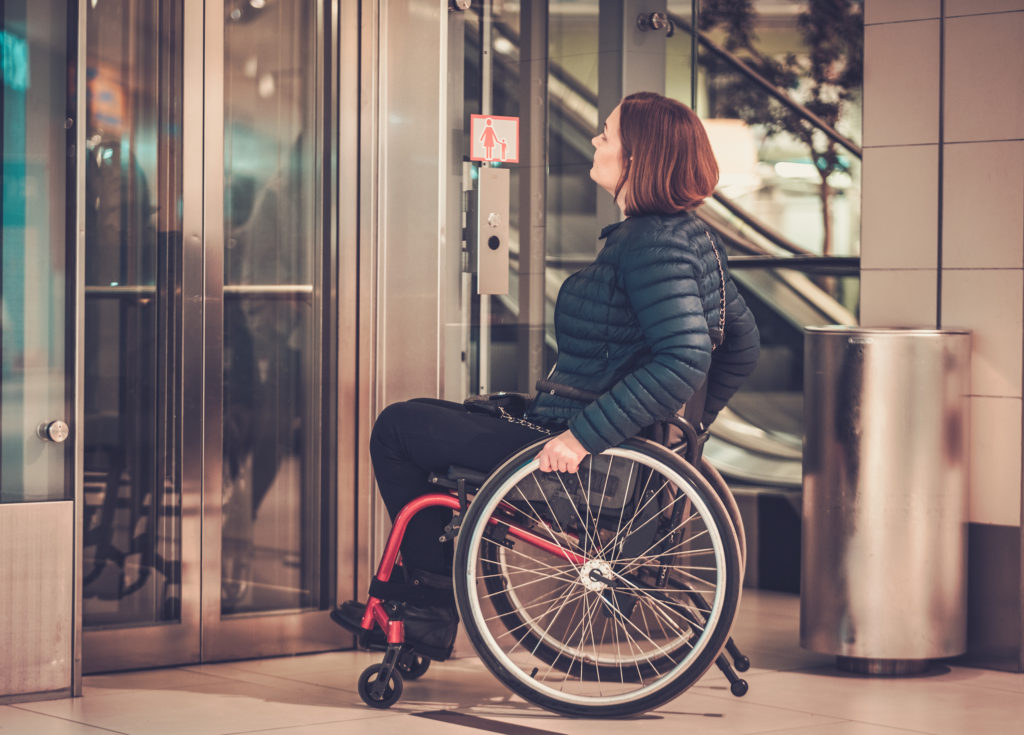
xmin=801 ymin=326 xmax=971 ymax=675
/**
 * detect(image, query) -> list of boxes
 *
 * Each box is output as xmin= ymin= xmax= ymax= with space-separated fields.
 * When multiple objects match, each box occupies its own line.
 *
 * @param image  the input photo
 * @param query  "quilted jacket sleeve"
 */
xmin=700 ymin=280 xmax=760 ymax=428
xmin=567 ymin=241 xmax=714 ymax=454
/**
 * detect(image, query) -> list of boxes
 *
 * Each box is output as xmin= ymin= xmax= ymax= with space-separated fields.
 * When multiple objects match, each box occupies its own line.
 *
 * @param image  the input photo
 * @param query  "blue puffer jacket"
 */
xmin=528 ymin=211 xmax=760 ymax=454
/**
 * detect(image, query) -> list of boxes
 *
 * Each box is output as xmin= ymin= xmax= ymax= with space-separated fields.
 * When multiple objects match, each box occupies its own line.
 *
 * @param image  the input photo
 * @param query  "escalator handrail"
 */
xmin=543 ymin=249 xmax=860 ymax=277
xmin=728 ymin=255 xmax=860 ymax=276
xmin=708 ymin=191 xmax=816 ymax=257
xmin=669 ymin=13 xmax=863 ymax=160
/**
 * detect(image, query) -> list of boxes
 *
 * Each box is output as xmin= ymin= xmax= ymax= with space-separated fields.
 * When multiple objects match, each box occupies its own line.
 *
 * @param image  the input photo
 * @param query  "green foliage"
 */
xmin=699 ymin=0 xmax=863 ymax=252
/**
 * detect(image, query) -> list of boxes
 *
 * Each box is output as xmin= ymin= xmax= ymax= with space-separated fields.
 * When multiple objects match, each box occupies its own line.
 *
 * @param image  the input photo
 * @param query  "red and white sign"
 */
xmin=470 ymin=114 xmax=519 ymax=163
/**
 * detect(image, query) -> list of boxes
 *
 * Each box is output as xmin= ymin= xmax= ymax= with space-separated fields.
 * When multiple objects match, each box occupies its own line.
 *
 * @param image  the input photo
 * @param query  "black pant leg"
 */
xmin=369 ymin=399 xmax=549 ymax=575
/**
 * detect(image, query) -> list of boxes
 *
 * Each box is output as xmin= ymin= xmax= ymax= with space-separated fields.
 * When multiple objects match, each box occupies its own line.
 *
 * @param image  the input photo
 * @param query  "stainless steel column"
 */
xmin=517 ymin=1 xmax=547 ymax=394
xmin=801 ymin=327 xmax=971 ymax=674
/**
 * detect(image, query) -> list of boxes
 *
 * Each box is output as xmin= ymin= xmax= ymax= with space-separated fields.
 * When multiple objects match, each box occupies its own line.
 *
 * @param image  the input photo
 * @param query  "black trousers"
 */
xmin=369 ymin=399 xmax=553 ymax=576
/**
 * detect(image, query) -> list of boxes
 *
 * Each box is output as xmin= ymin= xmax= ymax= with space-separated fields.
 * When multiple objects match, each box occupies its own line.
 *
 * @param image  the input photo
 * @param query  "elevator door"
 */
xmin=81 ymin=0 xmax=338 ymax=672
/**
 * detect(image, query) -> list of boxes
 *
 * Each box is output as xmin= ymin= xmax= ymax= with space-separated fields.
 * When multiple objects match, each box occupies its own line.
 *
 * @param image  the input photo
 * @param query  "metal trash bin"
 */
xmin=800 ymin=326 xmax=971 ymax=674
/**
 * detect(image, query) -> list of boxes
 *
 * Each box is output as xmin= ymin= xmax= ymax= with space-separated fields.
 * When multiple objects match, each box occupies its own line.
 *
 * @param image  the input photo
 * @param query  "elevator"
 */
xmin=77 ymin=0 xmax=351 ymax=671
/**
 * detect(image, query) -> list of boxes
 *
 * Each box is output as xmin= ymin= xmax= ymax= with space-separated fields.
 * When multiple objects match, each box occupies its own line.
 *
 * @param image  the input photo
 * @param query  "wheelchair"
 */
xmin=350 ymin=413 xmax=750 ymax=717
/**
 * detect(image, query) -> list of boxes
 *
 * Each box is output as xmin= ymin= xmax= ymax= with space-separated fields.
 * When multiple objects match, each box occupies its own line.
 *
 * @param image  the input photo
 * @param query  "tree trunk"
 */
xmin=819 ymin=174 xmax=832 ymax=256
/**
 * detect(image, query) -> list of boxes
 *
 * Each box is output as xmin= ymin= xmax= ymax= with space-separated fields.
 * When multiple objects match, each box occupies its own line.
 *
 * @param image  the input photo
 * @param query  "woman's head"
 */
xmin=590 ymin=92 xmax=719 ymax=216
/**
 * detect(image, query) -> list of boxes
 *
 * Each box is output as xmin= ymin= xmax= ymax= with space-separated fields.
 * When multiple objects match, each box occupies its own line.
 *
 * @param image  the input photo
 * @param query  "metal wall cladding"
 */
xmin=801 ymin=327 xmax=971 ymax=661
xmin=0 ymin=502 xmax=74 ymax=697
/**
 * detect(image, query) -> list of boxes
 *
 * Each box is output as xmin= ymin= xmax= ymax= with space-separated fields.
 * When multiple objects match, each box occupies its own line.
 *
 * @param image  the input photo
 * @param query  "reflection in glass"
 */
xmin=221 ymin=0 xmax=323 ymax=615
xmin=546 ymin=2 xmax=599 ymax=268
xmin=685 ymin=4 xmax=862 ymax=259
xmin=82 ymin=0 xmax=183 ymax=626
xmin=1 ymin=0 xmax=70 ymax=503
xmin=544 ymin=2 xmax=599 ymax=382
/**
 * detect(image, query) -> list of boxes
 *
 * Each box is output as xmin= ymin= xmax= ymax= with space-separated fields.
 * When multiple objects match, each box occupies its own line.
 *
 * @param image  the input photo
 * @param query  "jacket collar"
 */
xmin=601 ymin=211 xmax=698 ymax=240
xmin=599 ymin=220 xmax=624 ymax=239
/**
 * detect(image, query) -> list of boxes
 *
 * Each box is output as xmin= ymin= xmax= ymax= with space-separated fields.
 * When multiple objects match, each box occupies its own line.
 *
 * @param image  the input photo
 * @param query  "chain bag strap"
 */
xmin=496 ymin=405 xmax=554 ymax=435
xmin=464 ymin=393 xmax=554 ymax=435
xmin=704 ymin=230 xmax=727 ymax=349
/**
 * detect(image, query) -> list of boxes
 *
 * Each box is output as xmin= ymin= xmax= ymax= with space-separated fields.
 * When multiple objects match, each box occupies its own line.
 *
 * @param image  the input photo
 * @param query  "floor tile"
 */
xmin=727 ymin=591 xmax=836 ymax=674
xmin=466 ymin=692 xmax=846 ymax=735
xmin=231 ymin=713 xmax=469 ymax=735
xmin=0 ymin=705 xmax=126 ymax=734
xmin=767 ymin=723 xmax=932 ymax=734
xmin=11 ymin=591 xmax=1024 ymax=735
xmin=82 ymin=668 xmax=241 ymax=698
xmin=17 ymin=677 xmax=391 ymax=735
xmin=187 ymin=650 xmax=359 ymax=679
xmin=935 ymin=666 xmax=1024 ymax=695
xmin=698 ymin=667 xmax=1024 ymax=735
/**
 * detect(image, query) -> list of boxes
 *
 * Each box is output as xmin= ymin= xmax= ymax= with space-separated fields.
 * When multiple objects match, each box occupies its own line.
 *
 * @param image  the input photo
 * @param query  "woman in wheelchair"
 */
xmin=333 ymin=91 xmax=760 ymax=708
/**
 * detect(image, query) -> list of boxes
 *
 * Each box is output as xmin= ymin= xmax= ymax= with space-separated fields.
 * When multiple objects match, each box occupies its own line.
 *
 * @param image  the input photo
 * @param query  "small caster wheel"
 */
xmin=397 ymin=651 xmax=430 ymax=680
xmin=730 ymin=678 xmax=749 ymax=697
xmin=358 ymin=664 xmax=403 ymax=708
xmin=734 ymin=655 xmax=751 ymax=672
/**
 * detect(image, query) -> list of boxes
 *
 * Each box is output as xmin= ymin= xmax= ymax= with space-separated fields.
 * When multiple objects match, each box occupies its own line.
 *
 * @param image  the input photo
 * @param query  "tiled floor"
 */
xmin=3 ymin=591 xmax=1023 ymax=735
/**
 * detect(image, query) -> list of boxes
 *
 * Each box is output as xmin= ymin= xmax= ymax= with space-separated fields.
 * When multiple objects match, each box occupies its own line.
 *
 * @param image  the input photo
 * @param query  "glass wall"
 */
xmin=460 ymin=6 xmax=523 ymax=395
xmin=671 ymin=1 xmax=863 ymax=469
xmin=536 ymin=1 xmax=862 ymax=485
xmin=547 ymin=3 xmax=600 ymax=270
xmin=0 ymin=0 xmax=72 ymax=504
xmin=681 ymin=0 xmax=862 ymax=259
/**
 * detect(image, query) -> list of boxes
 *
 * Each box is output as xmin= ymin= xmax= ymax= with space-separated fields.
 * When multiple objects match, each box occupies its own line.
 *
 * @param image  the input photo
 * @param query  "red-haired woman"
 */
xmin=333 ymin=91 xmax=760 ymax=661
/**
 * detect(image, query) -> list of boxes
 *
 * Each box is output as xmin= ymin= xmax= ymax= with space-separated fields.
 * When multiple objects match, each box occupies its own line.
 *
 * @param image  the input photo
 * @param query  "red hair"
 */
xmin=613 ymin=92 xmax=719 ymax=215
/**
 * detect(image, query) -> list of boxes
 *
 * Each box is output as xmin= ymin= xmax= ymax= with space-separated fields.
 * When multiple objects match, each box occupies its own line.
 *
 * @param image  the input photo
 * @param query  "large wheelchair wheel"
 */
xmin=453 ymin=438 xmax=742 ymax=717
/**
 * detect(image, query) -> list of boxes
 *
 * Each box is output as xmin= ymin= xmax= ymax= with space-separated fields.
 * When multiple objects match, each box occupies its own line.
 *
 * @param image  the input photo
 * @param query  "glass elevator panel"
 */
xmin=81 ymin=0 xmax=183 ymax=629
xmin=0 ymin=0 xmax=72 ymax=504
xmin=80 ymin=0 xmax=337 ymax=670
xmin=221 ymin=0 xmax=324 ymax=617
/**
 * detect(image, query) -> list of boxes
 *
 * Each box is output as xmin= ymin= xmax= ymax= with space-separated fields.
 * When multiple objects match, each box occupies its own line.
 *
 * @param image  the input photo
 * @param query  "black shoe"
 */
xmin=330 ymin=600 xmax=386 ymax=649
xmin=335 ymin=569 xmax=459 ymax=660
xmin=398 ymin=600 xmax=459 ymax=661
xmin=396 ymin=569 xmax=459 ymax=661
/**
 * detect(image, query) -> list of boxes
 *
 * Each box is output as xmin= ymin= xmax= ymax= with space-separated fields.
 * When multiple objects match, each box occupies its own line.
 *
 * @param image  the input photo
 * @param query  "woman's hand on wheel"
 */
xmin=536 ymin=431 xmax=588 ymax=473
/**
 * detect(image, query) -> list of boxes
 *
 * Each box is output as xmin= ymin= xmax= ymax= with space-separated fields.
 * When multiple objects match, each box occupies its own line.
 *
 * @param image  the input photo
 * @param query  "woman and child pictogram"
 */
xmin=471 ymin=115 xmax=518 ymax=163
xmin=478 ymin=118 xmax=508 ymax=161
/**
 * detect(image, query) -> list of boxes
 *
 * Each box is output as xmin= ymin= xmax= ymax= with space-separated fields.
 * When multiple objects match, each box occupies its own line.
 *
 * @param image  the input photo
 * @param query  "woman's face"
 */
xmin=590 ymin=104 xmax=625 ymax=197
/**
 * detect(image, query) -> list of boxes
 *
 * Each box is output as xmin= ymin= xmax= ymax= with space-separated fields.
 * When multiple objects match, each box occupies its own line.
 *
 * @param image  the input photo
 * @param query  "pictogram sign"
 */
xmin=470 ymin=114 xmax=519 ymax=163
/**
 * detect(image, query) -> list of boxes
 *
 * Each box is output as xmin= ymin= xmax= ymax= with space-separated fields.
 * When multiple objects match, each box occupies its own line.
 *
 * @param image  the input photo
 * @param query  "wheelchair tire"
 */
xmin=396 ymin=650 xmax=430 ymax=679
xmin=454 ymin=438 xmax=742 ymax=717
xmin=357 ymin=664 xmax=403 ymax=708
